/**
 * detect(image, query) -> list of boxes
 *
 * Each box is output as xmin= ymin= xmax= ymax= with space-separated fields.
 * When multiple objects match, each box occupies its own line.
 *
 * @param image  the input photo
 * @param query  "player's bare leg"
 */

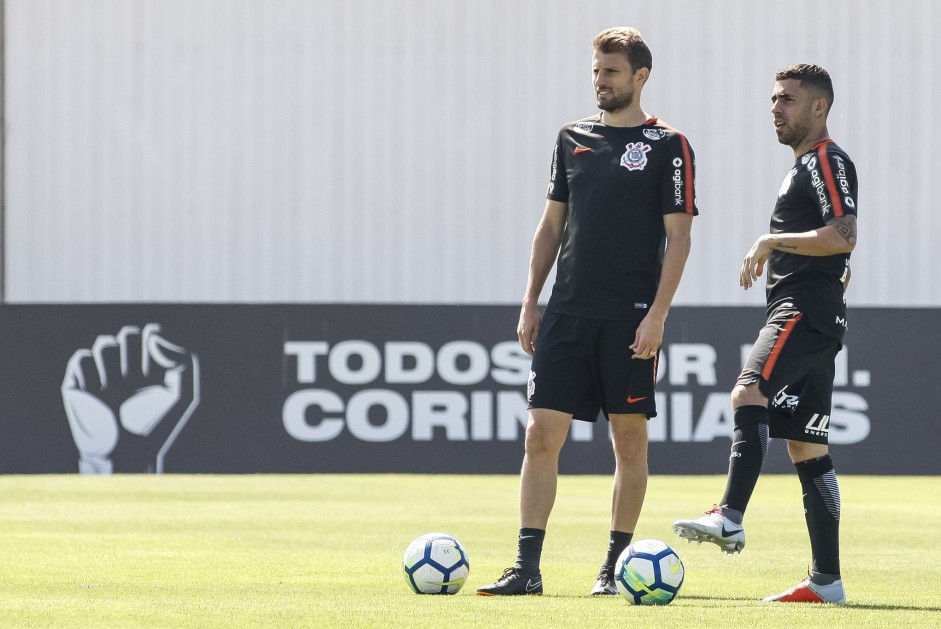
xmin=609 ymin=414 xmax=649 ymax=532
xmin=519 ymin=408 xmax=574 ymax=529
xmin=591 ymin=414 xmax=648 ymax=595
xmin=478 ymin=408 xmax=571 ymax=596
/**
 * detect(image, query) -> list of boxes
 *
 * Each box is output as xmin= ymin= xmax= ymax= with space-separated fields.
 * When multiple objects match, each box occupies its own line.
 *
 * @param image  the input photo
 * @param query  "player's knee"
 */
xmin=608 ymin=432 xmax=646 ymax=469
xmin=523 ymin=418 xmax=567 ymax=457
xmin=787 ymin=439 xmax=828 ymax=463
xmin=612 ymin=438 xmax=647 ymax=466
xmin=731 ymin=383 xmax=766 ymax=409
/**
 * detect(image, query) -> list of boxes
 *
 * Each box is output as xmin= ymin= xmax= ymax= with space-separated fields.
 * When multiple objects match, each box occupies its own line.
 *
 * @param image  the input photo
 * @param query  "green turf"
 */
xmin=0 ymin=474 xmax=938 ymax=628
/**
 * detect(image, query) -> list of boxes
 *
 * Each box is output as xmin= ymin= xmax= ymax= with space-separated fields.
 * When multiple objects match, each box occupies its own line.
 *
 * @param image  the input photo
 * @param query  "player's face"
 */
xmin=770 ymin=79 xmax=815 ymax=148
xmin=592 ymin=51 xmax=640 ymax=113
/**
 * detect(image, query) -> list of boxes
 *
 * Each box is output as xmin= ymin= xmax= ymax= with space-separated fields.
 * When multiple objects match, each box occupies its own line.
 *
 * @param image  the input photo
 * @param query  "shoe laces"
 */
xmin=501 ymin=566 xmax=521 ymax=580
xmin=705 ymin=504 xmax=723 ymax=515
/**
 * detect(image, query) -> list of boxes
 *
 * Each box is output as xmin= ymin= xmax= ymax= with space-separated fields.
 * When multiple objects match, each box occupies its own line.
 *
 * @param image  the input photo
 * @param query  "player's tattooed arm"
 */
xmin=827 ymin=214 xmax=857 ymax=246
xmin=772 ymin=240 xmax=799 ymax=251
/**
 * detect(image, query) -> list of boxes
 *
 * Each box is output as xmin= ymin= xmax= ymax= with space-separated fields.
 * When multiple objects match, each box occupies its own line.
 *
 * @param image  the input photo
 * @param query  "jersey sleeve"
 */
xmin=659 ymin=133 xmax=698 ymax=216
xmin=546 ymin=131 xmax=569 ymax=202
xmin=812 ymin=144 xmax=858 ymax=221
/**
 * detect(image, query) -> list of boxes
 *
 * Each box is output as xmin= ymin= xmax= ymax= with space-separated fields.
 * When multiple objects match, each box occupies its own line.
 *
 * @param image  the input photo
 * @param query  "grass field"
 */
xmin=0 ymin=474 xmax=938 ymax=628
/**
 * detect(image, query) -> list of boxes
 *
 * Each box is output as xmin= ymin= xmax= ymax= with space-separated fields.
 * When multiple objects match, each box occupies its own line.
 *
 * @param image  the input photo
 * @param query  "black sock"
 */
xmin=796 ymin=455 xmax=841 ymax=580
xmin=514 ymin=527 xmax=545 ymax=574
xmin=601 ymin=530 xmax=633 ymax=574
xmin=719 ymin=406 xmax=769 ymax=515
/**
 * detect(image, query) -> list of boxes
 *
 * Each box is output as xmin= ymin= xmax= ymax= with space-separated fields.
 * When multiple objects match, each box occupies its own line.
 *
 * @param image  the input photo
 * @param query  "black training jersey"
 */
xmin=544 ymin=115 xmax=698 ymax=320
xmin=767 ymin=139 xmax=858 ymax=339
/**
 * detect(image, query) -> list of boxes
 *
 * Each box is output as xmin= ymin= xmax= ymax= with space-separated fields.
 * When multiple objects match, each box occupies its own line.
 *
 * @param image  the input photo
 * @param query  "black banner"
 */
xmin=0 ymin=305 xmax=935 ymax=475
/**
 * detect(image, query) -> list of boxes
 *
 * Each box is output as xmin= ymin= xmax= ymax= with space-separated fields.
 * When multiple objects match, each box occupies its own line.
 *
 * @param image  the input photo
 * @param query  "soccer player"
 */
xmin=477 ymin=27 xmax=698 ymax=597
xmin=672 ymin=64 xmax=857 ymax=604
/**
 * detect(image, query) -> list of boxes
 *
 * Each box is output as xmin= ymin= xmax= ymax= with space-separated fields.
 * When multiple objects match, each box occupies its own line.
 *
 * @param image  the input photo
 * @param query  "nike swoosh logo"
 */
xmin=626 ymin=395 xmax=648 ymax=403
xmin=526 ymin=579 xmax=542 ymax=592
xmin=440 ymin=577 xmax=466 ymax=587
xmin=626 ymin=568 xmax=655 ymax=594
xmin=721 ymin=524 xmax=743 ymax=537
xmin=668 ymin=559 xmax=682 ymax=575
xmin=574 ymin=146 xmax=592 ymax=154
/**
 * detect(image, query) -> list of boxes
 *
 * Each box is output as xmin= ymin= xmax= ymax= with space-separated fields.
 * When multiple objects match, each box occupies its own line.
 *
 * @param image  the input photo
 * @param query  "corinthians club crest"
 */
xmin=620 ymin=141 xmax=652 ymax=171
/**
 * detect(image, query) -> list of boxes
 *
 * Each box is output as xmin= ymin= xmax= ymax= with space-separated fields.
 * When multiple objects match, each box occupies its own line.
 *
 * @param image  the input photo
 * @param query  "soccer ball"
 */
xmin=614 ymin=538 xmax=684 ymax=605
xmin=402 ymin=532 xmax=470 ymax=594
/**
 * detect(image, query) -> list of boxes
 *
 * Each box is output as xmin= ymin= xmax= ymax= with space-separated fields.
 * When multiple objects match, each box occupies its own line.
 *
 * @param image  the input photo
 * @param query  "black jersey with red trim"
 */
xmin=544 ymin=115 xmax=698 ymax=320
xmin=767 ymin=140 xmax=858 ymax=339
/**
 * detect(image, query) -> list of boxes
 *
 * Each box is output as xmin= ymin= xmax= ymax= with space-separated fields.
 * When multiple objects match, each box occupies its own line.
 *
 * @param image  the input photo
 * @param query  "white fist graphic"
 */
xmin=61 ymin=324 xmax=200 ymax=474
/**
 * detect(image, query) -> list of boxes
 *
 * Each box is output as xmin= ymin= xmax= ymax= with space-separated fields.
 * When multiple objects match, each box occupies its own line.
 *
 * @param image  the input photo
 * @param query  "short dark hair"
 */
xmin=593 ymin=27 xmax=652 ymax=73
xmin=776 ymin=63 xmax=834 ymax=110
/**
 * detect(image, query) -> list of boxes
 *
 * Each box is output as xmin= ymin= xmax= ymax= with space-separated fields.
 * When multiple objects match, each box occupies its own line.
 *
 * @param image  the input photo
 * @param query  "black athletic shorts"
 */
xmin=736 ymin=304 xmax=842 ymax=444
xmin=527 ymin=311 xmax=658 ymax=422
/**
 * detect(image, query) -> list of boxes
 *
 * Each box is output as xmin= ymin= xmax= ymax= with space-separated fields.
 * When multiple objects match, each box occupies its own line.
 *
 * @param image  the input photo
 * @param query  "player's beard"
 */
xmin=597 ymin=84 xmax=635 ymax=113
xmin=775 ymin=116 xmax=810 ymax=149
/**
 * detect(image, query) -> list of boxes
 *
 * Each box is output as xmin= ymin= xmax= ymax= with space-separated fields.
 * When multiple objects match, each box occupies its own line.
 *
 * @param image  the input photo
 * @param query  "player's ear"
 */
xmin=635 ymin=67 xmax=650 ymax=85
xmin=813 ymin=97 xmax=829 ymax=118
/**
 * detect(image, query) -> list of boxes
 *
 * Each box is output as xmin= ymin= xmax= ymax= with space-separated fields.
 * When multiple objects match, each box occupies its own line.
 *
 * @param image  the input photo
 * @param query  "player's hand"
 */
xmin=61 ymin=324 xmax=199 ymax=474
xmin=630 ymin=315 xmax=663 ymax=360
xmin=517 ymin=303 xmax=542 ymax=356
xmin=740 ymin=236 xmax=773 ymax=290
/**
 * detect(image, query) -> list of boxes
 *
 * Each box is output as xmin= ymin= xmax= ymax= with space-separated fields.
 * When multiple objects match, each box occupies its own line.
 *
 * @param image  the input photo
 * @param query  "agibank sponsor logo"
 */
xmin=805 ymin=154 xmax=832 ymax=217
xmin=833 ymin=155 xmax=855 ymax=209
xmin=673 ymin=157 xmax=685 ymax=206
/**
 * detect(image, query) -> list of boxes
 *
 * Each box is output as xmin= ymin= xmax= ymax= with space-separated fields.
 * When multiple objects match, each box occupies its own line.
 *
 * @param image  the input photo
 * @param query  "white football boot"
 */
xmin=672 ymin=505 xmax=746 ymax=554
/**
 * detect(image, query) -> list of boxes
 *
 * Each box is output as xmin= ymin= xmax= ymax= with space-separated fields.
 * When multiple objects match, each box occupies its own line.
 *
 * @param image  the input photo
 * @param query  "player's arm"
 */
xmin=740 ymin=215 xmax=857 ymax=289
xmin=631 ymin=212 xmax=693 ymax=359
xmin=768 ymin=214 xmax=856 ymax=255
xmin=518 ymin=199 xmax=568 ymax=355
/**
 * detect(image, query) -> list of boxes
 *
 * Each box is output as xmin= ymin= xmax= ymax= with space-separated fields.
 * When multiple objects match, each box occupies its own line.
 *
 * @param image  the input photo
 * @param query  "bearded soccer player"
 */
xmin=673 ymin=64 xmax=857 ymax=604
xmin=477 ymin=27 xmax=697 ymax=597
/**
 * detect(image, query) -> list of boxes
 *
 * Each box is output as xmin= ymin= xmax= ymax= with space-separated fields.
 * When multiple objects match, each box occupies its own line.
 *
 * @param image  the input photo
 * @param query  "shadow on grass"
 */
xmin=678 ymin=594 xmax=941 ymax=612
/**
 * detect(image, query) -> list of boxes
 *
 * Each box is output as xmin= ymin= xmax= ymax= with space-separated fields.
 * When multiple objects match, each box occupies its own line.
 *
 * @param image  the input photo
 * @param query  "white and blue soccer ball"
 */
xmin=402 ymin=532 xmax=470 ymax=594
xmin=614 ymin=538 xmax=684 ymax=605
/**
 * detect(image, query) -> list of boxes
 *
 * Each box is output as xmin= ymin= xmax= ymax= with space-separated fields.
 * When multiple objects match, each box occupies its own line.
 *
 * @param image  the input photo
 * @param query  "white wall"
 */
xmin=4 ymin=0 xmax=938 ymax=305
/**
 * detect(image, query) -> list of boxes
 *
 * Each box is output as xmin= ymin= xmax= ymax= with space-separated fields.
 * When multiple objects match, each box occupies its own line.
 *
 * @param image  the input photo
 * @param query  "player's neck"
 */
xmin=600 ymin=105 xmax=651 ymax=128
xmin=792 ymin=126 xmax=831 ymax=157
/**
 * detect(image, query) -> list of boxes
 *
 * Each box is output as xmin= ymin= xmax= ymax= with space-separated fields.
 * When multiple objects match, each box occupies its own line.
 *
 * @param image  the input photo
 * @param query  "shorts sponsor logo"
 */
xmin=620 ymin=141 xmax=652 ymax=171
xmin=527 ymin=370 xmax=536 ymax=402
xmin=805 ymin=413 xmax=831 ymax=437
xmin=772 ymin=387 xmax=799 ymax=412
